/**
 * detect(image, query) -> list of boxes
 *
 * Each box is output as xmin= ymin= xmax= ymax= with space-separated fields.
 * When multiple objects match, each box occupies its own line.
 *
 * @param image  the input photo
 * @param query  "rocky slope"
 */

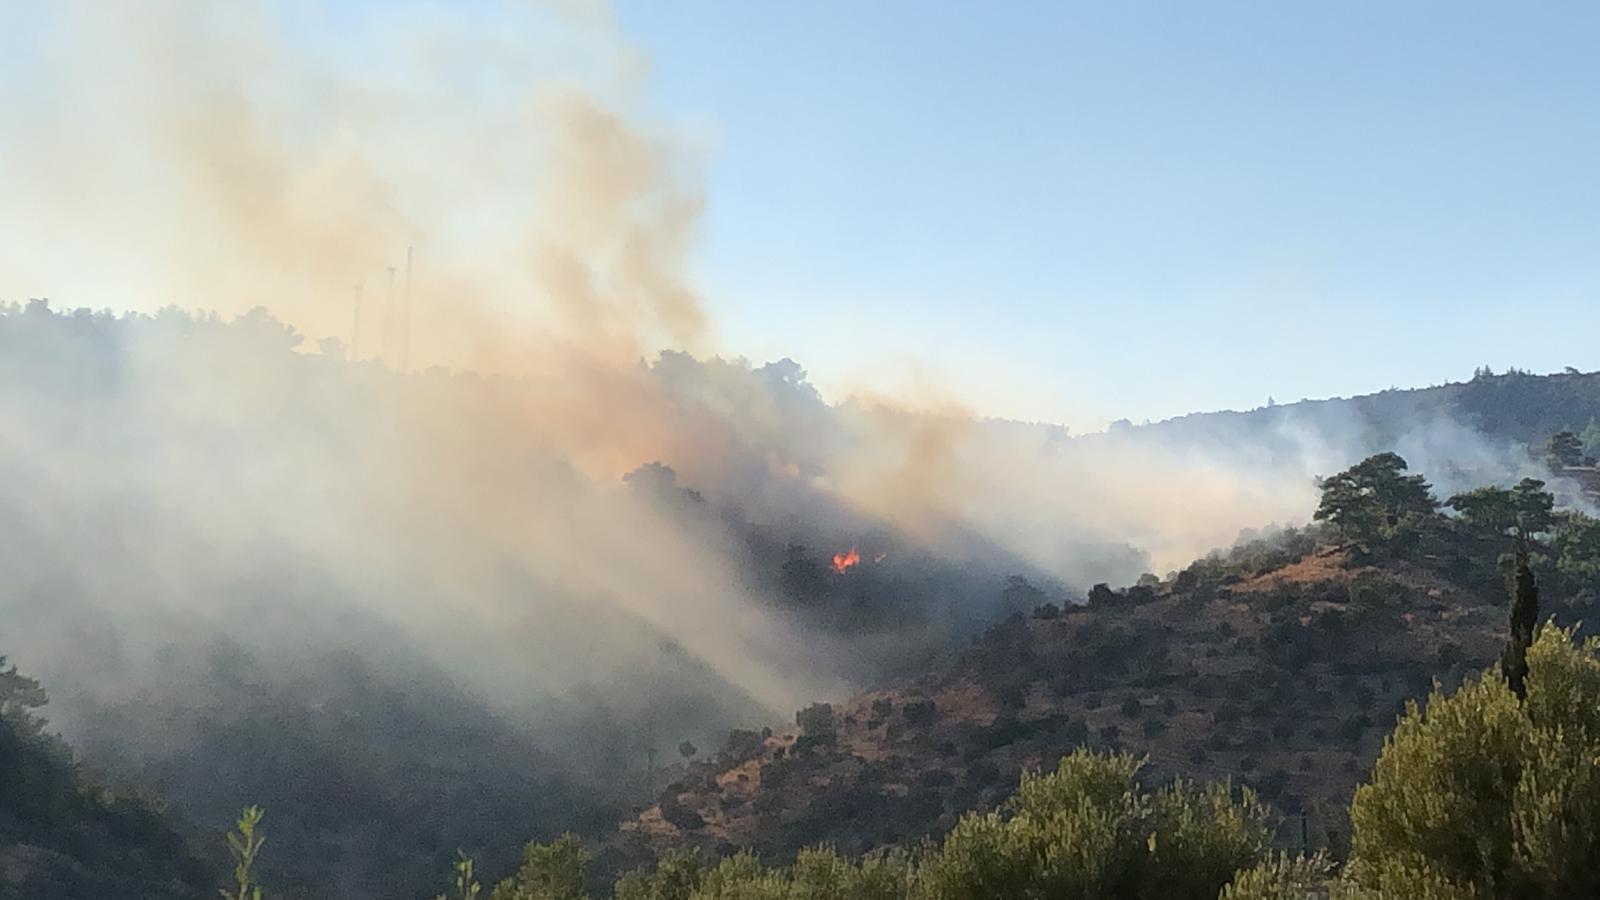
xmin=607 ymin=521 xmax=1595 ymax=869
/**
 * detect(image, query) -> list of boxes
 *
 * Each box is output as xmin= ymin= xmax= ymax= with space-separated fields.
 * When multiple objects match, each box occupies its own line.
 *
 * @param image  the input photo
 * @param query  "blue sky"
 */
xmin=612 ymin=2 xmax=1600 ymax=428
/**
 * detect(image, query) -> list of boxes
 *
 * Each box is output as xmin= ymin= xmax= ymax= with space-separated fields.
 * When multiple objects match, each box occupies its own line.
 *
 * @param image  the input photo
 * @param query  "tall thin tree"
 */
xmin=1503 ymin=548 xmax=1538 ymax=700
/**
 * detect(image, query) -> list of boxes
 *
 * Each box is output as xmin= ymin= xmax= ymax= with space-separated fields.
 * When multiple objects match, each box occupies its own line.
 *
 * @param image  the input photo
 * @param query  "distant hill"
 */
xmin=608 ymin=497 xmax=1600 ymax=872
xmin=1132 ymin=366 xmax=1600 ymax=451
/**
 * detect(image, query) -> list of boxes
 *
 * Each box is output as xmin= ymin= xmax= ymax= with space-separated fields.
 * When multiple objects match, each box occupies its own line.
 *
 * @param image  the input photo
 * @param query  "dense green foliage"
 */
xmin=1313 ymin=452 xmax=1438 ymax=548
xmin=492 ymin=833 xmax=592 ymax=900
xmin=1446 ymin=478 xmax=1556 ymax=544
xmin=1553 ymin=511 xmax=1600 ymax=578
xmin=487 ymin=750 xmax=1273 ymax=900
xmin=0 ymin=657 xmax=214 ymax=900
xmin=1348 ymin=626 xmax=1600 ymax=899
xmin=1216 ymin=855 xmax=1332 ymax=900
xmin=914 ymin=751 xmax=1271 ymax=900
xmin=1310 ymin=451 xmax=1600 ymax=610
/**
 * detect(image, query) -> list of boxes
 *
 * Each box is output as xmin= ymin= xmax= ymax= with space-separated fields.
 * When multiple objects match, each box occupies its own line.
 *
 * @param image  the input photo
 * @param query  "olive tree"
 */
xmin=1347 ymin=626 xmax=1600 ymax=899
xmin=913 ymin=749 xmax=1271 ymax=900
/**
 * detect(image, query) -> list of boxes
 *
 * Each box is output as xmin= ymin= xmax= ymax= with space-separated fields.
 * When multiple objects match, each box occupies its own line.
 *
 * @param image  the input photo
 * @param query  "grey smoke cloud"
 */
xmin=0 ymin=9 xmax=1572 ymax=895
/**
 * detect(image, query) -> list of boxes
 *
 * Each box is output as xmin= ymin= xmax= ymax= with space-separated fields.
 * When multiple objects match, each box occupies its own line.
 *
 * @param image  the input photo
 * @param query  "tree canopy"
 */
xmin=1547 ymin=430 xmax=1586 ymax=468
xmin=1554 ymin=511 xmax=1600 ymax=578
xmin=491 ymin=833 xmax=589 ymax=900
xmin=1446 ymin=478 xmax=1556 ymax=543
xmin=1314 ymin=453 xmax=1439 ymax=546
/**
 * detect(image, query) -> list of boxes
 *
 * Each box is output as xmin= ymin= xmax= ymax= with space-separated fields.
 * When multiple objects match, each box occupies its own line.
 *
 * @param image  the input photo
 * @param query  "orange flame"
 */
xmin=830 ymin=547 xmax=861 ymax=574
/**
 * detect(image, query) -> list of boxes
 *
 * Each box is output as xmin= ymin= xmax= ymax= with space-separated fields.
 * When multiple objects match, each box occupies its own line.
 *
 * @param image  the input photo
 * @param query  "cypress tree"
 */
xmin=1503 ymin=550 xmax=1538 ymax=700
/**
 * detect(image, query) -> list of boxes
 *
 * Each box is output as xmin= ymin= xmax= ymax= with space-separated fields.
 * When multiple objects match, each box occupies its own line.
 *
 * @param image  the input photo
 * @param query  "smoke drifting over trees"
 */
xmin=2 ymin=301 xmax=1587 ymax=767
xmin=4 ymin=2 xmax=1600 ymax=895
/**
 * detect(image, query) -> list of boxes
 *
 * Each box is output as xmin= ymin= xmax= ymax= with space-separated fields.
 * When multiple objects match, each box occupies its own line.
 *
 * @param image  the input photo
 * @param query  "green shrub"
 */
xmin=491 ymin=833 xmax=588 ymax=900
xmin=1348 ymin=625 xmax=1600 ymax=899
xmin=614 ymin=849 xmax=706 ymax=900
xmin=619 ymin=847 xmax=910 ymax=900
xmin=221 ymin=806 xmax=267 ymax=900
xmin=1218 ymin=854 xmax=1332 ymax=900
xmin=1346 ymin=572 xmax=1407 ymax=613
xmin=912 ymin=749 xmax=1271 ymax=900
xmin=437 ymin=851 xmax=483 ymax=900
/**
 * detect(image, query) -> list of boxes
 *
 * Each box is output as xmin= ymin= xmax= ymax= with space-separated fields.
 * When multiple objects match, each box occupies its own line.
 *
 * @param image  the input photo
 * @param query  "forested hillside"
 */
xmin=1138 ymin=365 xmax=1600 ymax=457
xmin=2 ymin=300 xmax=1599 ymax=898
xmin=418 ymin=618 xmax=1600 ymax=899
xmin=615 ymin=453 xmax=1600 ymax=876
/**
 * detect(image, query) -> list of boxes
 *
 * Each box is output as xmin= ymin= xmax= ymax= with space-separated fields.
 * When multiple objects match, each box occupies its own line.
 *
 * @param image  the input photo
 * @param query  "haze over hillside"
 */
xmin=618 ymin=481 xmax=1600 ymax=869
xmin=3 ymin=298 xmax=1598 ymax=895
xmin=5 ymin=3 xmax=1600 ymax=898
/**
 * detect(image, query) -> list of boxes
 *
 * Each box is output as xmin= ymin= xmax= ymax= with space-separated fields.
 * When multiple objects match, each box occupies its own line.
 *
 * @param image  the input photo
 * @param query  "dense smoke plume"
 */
xmin=0 ymin=2 xmax=1579 ymax=895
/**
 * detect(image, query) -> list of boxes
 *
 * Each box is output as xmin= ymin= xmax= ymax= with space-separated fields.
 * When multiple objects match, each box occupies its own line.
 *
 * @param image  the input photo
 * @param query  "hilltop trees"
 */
xmin=1314 ymin=453 xmax=1438 ymax=549
xmin=1446 ymin=478 xmax=1556 ymax=544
